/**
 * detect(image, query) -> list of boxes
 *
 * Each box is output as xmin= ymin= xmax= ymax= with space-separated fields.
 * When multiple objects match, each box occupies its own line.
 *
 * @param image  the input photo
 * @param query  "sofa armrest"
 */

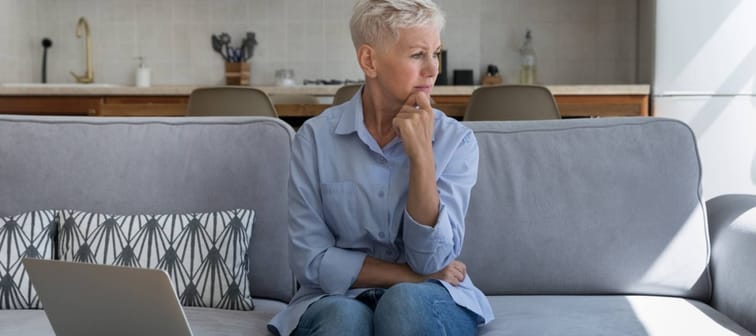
xmin=707 ymin=194 xmax=756 ymax=333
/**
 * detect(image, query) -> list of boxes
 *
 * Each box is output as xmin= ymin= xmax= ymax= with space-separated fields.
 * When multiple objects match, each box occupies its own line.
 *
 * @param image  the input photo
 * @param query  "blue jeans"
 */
xmin=292 ymin=281 xmax=479 ymax=336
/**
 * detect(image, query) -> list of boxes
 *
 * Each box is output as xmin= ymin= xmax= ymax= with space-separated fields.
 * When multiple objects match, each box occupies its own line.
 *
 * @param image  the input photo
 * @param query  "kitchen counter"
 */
xmin=0 ymin=84 xmax=649 ymax=96
xmin=0 ymin=84 xmax=651 ymax=119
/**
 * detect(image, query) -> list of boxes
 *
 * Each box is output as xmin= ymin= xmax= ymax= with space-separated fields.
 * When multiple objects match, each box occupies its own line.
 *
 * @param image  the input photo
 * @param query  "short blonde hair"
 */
xmin=350 ymin=0 xmax=445 ymax=49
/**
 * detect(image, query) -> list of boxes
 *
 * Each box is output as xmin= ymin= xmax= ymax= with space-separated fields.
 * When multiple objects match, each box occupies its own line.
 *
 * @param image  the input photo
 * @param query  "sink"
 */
xmin=1 ymin=83 xmax=124 ymax=88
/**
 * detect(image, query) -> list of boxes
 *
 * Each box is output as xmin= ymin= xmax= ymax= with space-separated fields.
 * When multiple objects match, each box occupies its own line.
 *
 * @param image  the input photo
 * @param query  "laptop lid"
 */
xmin=23 ymin=258 xmax=193 ymax=336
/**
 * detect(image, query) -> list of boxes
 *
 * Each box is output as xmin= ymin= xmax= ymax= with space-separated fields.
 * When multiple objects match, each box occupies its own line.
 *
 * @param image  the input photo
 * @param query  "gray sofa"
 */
xmin=0 ymin=115 xmax=755 ymax=335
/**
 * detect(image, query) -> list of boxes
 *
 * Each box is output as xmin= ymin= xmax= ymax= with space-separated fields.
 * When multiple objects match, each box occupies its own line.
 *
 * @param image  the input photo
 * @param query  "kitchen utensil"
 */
xmin=219 ymin=33 xmax=232 ymax=61
xmin=211 ymin=34 xmax=226 ymax=61
xmin=237 ymin=44 xmax=246 ymax=62
xmin=41 ymin=38 xmax=52 ymax=83
xmin=226 ymin=47 xmax=235 ymax=62
xmin=228 ymin=47 xmax=240 ymax=62
xmin=211 ymin=32 xmax=258 ymax=62
xmin=242 ymin=32 xmax=257 ymax=61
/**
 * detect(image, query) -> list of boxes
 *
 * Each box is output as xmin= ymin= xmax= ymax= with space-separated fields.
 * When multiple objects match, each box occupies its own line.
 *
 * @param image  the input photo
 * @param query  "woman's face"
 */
xmin=373 ymin=25 xmax=441 ymax=104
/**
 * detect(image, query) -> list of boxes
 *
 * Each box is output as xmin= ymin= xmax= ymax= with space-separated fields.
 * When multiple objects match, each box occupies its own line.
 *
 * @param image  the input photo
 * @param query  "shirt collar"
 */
xmin=334 ymin=85 xmax=363 ymax=136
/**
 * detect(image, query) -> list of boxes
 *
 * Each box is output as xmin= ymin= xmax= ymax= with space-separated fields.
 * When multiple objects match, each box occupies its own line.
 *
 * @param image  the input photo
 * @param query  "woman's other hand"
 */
xmin=427 ymin=260 xmax=467 ymax=286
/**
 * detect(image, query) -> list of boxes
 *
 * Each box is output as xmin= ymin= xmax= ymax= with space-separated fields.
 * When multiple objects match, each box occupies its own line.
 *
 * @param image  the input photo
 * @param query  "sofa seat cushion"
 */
xmin=185 ymin=299 xmax=286 ymax=335
xmin=0 ymin=309 xmax=53 ymax=335
xmin=481 ymin=295 xmax=753 ymax=335
xmin=0 ymin=299 xmax=286 ymax=336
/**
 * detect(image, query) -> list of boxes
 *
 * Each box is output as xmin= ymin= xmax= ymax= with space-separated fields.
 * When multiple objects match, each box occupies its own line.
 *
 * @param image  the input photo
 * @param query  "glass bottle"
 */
xmin=519 ymin=30 xmax=537 ymax=85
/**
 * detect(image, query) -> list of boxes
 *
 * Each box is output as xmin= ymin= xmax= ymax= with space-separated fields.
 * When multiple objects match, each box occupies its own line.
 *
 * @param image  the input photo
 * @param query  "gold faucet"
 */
xmin=70 ymin=17 xmax=94 ymax=83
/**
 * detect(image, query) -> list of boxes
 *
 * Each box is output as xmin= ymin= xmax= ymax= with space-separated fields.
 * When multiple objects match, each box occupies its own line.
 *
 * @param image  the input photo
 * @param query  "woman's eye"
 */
xmin=433 ymin=52 xmax=441 ymax=59
xmin=411 ymin=53 xmax=423 ymax=59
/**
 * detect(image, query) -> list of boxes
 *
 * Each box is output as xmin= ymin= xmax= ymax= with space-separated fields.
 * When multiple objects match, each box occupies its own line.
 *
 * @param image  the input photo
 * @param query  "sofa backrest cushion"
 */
xmin=461 ymin=117 xmax=710 ymax=301
xmin=0 ymin=115 xmax=295 ymax=303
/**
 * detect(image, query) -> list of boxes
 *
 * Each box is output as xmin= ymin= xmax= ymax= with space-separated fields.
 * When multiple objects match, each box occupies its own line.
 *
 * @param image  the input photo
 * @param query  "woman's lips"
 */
xmin=414 ymin=86 xmax=432 ymax=93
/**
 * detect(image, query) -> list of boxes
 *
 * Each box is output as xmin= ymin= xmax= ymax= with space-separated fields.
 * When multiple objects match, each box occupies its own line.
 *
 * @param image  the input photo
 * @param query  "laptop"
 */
xmin=23 ymin=258 xmax=193 ymax=336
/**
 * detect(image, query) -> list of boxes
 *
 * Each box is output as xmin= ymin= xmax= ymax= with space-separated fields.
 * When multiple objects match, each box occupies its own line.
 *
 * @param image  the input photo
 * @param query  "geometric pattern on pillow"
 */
xmin=0 ymin=210 xmax=57 ymax=309
xmin=58 ymin=209 xmax=254 ymax=310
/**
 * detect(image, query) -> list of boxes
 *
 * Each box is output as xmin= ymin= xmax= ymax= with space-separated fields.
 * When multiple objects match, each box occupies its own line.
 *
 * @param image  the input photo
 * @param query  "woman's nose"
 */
xmin=422 ymin=57 xmax=439 ymax=77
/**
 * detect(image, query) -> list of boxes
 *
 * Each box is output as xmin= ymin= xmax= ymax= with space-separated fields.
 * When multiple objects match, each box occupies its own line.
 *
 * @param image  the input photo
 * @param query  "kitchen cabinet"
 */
xmin=0 ymin=96 xmax=187 ymax=117
xmin=0 ymin=95 xmax=648 ymax=120
xmin=0 ymin=85 xmax=650 ymax=120
xmin=100 ymin=96 xmax=187 ymax=116
xmin=556 ymin=95 xmax=649 ymax=117
xmin=431 ymin=94 xmax=649 ymax=118
xmin=0 ymin=96 xmax=102 ymax=115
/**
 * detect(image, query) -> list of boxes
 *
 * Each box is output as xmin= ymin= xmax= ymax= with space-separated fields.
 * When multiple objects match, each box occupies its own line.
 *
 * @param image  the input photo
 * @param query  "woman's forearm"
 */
xmin=352 ymin=256 xmax=424 ymax=288
xmin=406 ymin=154 xmax=439 ymax=227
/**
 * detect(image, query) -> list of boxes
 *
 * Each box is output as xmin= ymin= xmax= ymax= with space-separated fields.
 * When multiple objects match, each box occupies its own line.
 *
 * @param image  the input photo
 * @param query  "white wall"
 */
xmin=440 ymin=0 xmax=639 ymax=85
xmin=0 ymin=0 xmax=639 ymax=86
xmin=0 ymin=0 xmax=39 ymax=83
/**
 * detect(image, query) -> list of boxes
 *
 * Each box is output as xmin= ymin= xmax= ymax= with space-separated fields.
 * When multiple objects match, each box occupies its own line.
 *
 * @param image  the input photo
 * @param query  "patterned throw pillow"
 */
xmin=0 ymin=210 xmax=57 ymax=309
xmin=58 ymin=209 xmax=255 ymax=310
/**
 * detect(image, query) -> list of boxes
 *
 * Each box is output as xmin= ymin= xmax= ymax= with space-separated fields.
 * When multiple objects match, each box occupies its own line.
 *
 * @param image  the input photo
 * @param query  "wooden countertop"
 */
xmin=0 ymin=84 xmax=650 ymax=96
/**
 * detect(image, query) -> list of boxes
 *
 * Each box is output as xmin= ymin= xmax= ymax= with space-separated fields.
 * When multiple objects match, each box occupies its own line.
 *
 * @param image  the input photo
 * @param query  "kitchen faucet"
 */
xmin=70 ymin=17 xmax=94 ymax=83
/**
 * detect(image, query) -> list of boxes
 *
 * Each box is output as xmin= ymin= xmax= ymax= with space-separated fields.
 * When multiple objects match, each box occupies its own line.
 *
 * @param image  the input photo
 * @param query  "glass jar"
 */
xmin=275 ymin=69 xmax=296 ymax=86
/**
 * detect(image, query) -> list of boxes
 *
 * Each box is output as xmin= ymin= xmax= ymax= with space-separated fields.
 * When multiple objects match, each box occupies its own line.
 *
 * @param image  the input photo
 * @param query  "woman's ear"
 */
xmin=357 ymin=45 xmax=378 ymax=79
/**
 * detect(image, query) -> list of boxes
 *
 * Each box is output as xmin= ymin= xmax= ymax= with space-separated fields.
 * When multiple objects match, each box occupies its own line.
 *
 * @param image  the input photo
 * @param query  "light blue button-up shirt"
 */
xmin=268 ymin=90 xmax=493 ymax=336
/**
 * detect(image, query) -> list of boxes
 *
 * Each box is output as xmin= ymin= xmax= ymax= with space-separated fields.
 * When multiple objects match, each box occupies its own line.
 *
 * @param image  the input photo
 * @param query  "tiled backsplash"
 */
xmin=0 ymin=0 xmax=639 ymax=86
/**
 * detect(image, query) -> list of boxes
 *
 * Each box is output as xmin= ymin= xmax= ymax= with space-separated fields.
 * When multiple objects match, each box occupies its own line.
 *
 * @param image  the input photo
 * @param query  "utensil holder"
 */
xmin=225 ymin=62 xmax=250 ymax=85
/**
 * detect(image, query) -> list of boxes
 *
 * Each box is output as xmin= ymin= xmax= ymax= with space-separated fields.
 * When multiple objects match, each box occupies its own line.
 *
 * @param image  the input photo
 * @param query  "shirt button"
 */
xmin=378 ymin=191 xmax=384 ymax=198
xmin=378 ymin=232 xmax=386 ymax=239
xmin=378 ymin=156 xmax=387 ymax=164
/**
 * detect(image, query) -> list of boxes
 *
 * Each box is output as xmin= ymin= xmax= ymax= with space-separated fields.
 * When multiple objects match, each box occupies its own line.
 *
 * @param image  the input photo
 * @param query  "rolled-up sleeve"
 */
xmin=403 ymin=130 xmax=479 ymax=275
xmin=288 ymin=126 xmax=366 ymax=295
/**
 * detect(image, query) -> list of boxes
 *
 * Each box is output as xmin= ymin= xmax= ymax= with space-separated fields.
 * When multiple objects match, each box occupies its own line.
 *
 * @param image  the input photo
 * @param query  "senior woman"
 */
xmin=268 ymin=0 xmax=493 ymax=335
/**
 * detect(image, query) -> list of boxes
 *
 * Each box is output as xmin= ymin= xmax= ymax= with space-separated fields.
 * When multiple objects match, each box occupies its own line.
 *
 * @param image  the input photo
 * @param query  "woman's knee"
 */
xmin=373 ymin=282 xmax=444 ymax=334
xmin=295 ymin=296 xmax=372 ymax=336
xmin=374 ymin=282 xmax=478 ymax=336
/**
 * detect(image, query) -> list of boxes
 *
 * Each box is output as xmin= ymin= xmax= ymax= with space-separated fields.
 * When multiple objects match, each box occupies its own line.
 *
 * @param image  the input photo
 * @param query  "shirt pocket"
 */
xmin=320 ymin=181 xmax=363 ymax=242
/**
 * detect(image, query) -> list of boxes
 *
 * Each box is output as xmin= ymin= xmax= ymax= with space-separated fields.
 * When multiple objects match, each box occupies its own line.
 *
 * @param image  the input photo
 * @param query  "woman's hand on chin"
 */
xmin=392 ymin=91 xmax=434 ymax=160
